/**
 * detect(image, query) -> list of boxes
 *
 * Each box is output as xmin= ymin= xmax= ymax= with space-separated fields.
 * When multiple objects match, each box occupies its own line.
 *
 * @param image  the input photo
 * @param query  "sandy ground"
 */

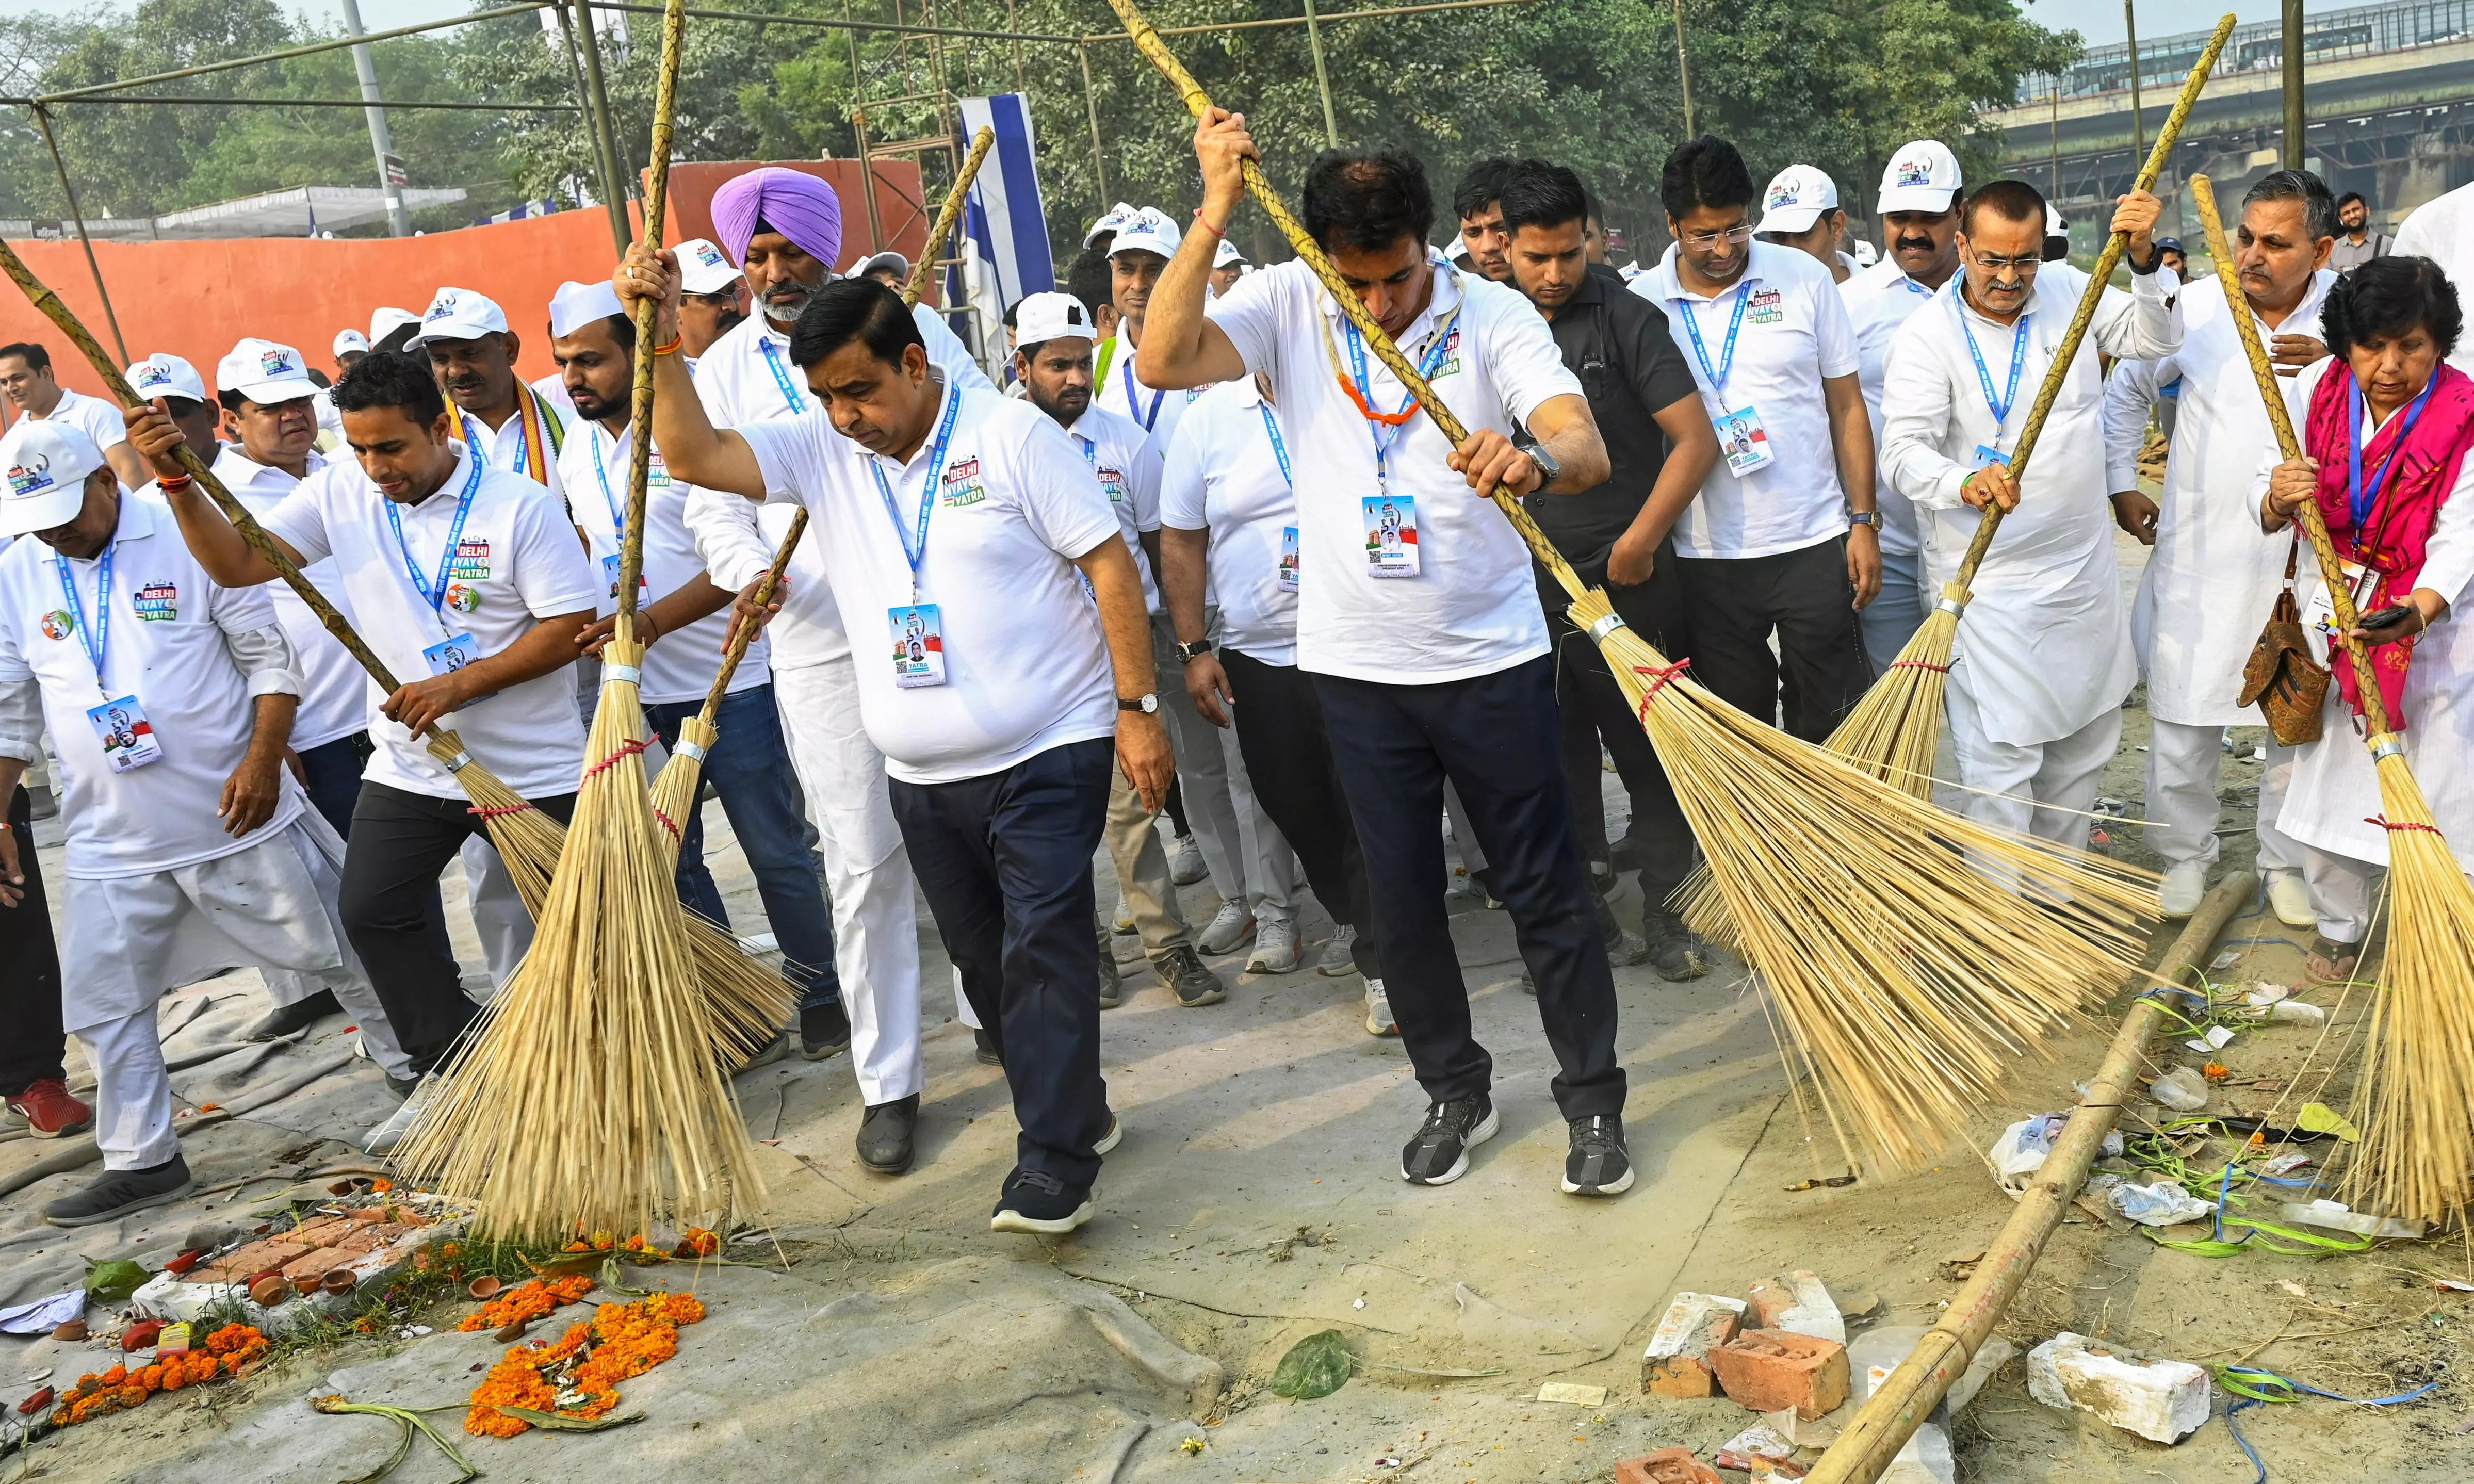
xmin=3 ymin=528 xmax=2468 ymax=1481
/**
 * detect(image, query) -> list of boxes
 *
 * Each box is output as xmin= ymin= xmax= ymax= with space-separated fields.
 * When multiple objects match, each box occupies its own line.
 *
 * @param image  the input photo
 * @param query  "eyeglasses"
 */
xmin=1970 ymin=250 xmax=2042 ymax=273
xmin=1681 ymin=225 xmax=1754 ymax=250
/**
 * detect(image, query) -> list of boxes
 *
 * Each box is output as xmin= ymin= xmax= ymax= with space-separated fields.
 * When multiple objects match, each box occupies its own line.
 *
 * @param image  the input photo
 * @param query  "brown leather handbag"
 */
xmin=2239 ymin=535 xmax=2330 ymax=745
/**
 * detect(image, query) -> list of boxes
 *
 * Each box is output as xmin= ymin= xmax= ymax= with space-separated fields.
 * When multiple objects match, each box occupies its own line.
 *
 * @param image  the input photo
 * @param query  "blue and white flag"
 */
xmin=952 ymin=94 xmax=1053 ymax=311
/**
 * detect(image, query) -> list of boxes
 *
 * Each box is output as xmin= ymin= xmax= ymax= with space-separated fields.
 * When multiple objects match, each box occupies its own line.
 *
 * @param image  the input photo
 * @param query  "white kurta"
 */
xmin=2259 ymin=356 xmax=2474 ymax=873
xmin=2101 ymin=271 xmax=2334 ymax=726
xmin=2394 ymin=184 xmax=2474 ymax=373
xmin=1881 ymin=263 xmax=2182 ymax=746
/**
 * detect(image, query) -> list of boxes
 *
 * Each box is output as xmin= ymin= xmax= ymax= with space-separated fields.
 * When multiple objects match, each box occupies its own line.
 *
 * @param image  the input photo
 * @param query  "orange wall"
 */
xmin=0 ymin=159 xmax=929 ymax=402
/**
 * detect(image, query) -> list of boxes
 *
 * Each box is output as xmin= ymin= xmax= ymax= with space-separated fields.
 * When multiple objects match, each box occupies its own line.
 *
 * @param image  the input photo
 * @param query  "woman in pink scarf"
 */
xmin=2259 ymin=255 xmax=2474 ymax=977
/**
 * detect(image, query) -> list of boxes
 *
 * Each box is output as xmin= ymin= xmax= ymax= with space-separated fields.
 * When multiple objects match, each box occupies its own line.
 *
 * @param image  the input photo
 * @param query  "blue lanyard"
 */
xmin=1125 ymin=366 xmax=1165 ymax=431
xmin=1258 ymin=402 xmax=1292 ymax=487
xmin=2347 ymin=376 xmax=2439 ymax=531
xmin=869 ymin=386 xmax=965 ymax=598
xmin=52 ymin=543 xmax=113 ymax=689
xmin=1341 ymin=314 xmax=1459 ymax=483
xmin=757 ymin=337 xmax=808 ymax=417
xmin=1073 ymin=432 xmax=1097 ymax=468
xmin=589 ymin=427 xmax=630 ymax=543
xmin=1956 ymin=306 xmax=2032 ymax=429
xmin=1898 ymin=275 xmax=1933 ymax=298
xmin=463 ymin=409 xmax=525 ymax=479
xmin=1673 ymin=280 xmax=1754 ymax=402
xmin=382 ymin=454 xmax=485 ymax=618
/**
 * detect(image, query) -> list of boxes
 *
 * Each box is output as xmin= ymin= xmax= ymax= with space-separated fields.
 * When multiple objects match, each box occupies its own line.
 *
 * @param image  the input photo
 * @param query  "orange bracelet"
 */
xmin=1191 ymin=209 xmax=1227 ymax=239
xmin=651 ymin=334 xmax=684 ymax=357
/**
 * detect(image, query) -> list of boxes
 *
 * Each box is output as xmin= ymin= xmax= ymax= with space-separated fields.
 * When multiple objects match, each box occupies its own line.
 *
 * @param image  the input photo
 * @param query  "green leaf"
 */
xmin=1268 ymin=1329 xmax=1352 ymax=1400
xmin=498 ymin=1406 xmax=645 ymax=1433
xmin=599 ymin=1258 xmax=649 ymax=1297
xmin=84 ymin=1258 xmax=149 ymax=1301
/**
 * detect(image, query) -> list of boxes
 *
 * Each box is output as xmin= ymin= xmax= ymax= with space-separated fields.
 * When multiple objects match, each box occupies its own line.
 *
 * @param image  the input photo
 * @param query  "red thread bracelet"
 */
xmin=1191 ymin=209 xmax=1227 ymax=239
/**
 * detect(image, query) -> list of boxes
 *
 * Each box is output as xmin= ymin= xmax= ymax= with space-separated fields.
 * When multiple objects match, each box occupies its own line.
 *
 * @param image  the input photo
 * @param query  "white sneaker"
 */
xmin=1169 ymin=833 xmax=1208 ymax=886
xmin=1247 ymin=917 xmax=1301 ymax=973
xmin=1196 ymin=899 xmax=1256 ymax=955
xmin=363 ymin=1073 xmax=438 ymax=1154
xmin=1317 ymin=924 xmax=1359 ymax=977
xmin=1095 ymin=1113 xmax=1124 ymax=1156
xmin=1112 ymin=894 xmax=1135 ymax=935
xmin=1363 ymin=979 xmax=1397 ymax=1038
xmin=2159 ymin=860 xmax=2207 ymax=919
xmin=2267 ymin=869 xmax=2316 ymax=929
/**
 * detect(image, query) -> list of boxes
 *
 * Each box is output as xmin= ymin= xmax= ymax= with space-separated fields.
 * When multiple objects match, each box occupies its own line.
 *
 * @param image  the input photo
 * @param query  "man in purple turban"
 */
xmin=710 ymin=167 xmax=847 ymax=332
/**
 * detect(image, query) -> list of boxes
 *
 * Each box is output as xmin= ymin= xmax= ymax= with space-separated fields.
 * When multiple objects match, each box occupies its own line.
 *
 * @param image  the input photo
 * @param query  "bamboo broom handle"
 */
xmin=2188 ymin=174 xmax=2398 ymax=741
xmin=1101 ymin=0 xmax=1583 ymax=603
xmin=689 ymin=127 xmax=997 ymax=721
xmin=620 ymin=0 xmax=691 ymax=628
xmin=0 ymin=235 xmax=406 ymax=696
xmin=1943 ymin=13 xmax=2235 ymax=599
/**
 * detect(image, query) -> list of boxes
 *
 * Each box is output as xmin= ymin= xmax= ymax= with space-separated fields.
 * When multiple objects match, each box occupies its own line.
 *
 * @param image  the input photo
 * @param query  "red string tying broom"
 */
xmin=1105 ymin=0 xmax=2163 ymax=1175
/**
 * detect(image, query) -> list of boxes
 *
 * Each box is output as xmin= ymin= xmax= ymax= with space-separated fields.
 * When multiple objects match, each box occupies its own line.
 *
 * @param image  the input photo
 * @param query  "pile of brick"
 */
xmin=189 ymin=1208 xmax=424 ymax=1291
xmin=1640 ymin=1272 xmax=1849 ymax=1420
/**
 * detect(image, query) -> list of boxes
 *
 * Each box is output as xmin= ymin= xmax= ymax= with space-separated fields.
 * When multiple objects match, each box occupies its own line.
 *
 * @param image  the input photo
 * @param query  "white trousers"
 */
xmin=1154 ymin=612 xmax=1295 ymax=921
xmin=251 ymin=812 xmax=413 ymax=1080
xmin=458 ymin=837 xmax=536 ymax=989
xmin=78 ymin=1009 xmax=177 ymax=1170
xmin=773 ymin=655 xmax=926 ymax=1105
xmin=1947 ymin=666 xmax=2122 ymax=850
xmin=2302 ymin=844 xmax=2378 ymax=943
xmin=2145 ymin=719 xmax=2301 ymax=873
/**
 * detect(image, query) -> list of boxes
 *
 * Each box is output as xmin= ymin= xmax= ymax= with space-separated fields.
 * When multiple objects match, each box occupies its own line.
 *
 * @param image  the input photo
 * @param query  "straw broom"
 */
xmin=1827 ymin=14 xmax=2236 ymax=800
xmin=1105 ymin=0 xmax=2164 ymax=1175
xmin=397 ymin=0 xmax=764 ymax=1241
xmin=2189 ymin=173 xmax=2474 ymax=1226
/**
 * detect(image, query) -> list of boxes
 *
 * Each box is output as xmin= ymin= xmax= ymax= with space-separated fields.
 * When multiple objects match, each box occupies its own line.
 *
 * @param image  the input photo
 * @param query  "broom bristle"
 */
xmin=1827 ymin=606 xmax=1959 ymax=801
xmin=2342 ymin=753 xmax=2474 ymax=1225
xmin=649 ymin=716 xmax=717 ymax=872
xmin=1571 ymin=590 xmax=2159 ymax=1173
xmin=398 ymin=632 xmax=767 ymax=1239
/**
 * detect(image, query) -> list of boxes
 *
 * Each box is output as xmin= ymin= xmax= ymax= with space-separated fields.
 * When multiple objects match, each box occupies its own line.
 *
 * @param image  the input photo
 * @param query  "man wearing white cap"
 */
xmin=1208 ymin=239 xmax=1249 ymax=298
xmin=125 ymin=355 xmax=220 ymax=470
xmin=1012 ymin=290 xmax=1243 ymax=1002
xmin=1754 ymin=165 xmax=1853 ymax=284
xmin=1084 ymin=202 xmax=1138 ymax=254
xmin=1841 ymin=139 xmax=1967 ymax=671
xmin=857 ymin=251 xmax=912 ymax=289
xmin=545 ymin=281 xmax=852 ymax=1106
xmin=1106 ymin=210 xmax=1207 ymax=454
xmin=1 ymin=342 xmax=147 ymax=492
xmin=673 ymin=238 xmax=746 ymax=358
xmin=0 ymin=419 xmax=366 ymax=1226
xmin=334 ymin=330 xmax=371 ymax=376
xmin=410 ymin=288 xmax=571 ymax=497
xmin=368 ymin=308 xmax=420 ymax=357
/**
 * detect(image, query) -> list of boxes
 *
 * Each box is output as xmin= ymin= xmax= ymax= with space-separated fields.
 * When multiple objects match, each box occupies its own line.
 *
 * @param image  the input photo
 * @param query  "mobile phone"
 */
xmin=2357 ymin=602 xmax=2419 ymax=637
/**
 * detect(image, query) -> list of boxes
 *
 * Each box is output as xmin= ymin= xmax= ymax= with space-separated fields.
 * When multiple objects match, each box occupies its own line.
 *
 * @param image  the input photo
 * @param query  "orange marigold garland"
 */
xmin=47 ymin=1326 xmax=267 ymax=1427
xmin=463 ymin=1292 xmax=706 ymax=1438
xmin=458 ymin=1273 xmax=595 ymax=1332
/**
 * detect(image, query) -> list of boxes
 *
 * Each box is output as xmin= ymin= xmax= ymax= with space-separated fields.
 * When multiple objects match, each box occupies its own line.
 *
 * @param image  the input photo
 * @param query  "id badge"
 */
xmin=1713 ymin=405 xmax=1776 ymax=477
xmin=600 ymin=554 xmax=649 ymax=604
xmin=423 ymin=632 xmax=480 ymax=677
xmin=86 ymin=694 xmax=164 ymax=773
xmin=888 ymin=604 xmax=947 ymax=688
xmin=1970 ymin=444 xmax=2010 ymax=471
xmin=1278 ymin=526 xmax=1300 ymax=592
xmin=1362 ymin=496 xmax=1420 ymax=578
xmin=2301 ymin=560 xmax=2381 ymax=662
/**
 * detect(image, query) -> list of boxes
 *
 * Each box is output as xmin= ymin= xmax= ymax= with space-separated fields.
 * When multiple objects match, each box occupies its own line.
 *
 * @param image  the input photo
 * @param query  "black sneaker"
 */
xmin=801 ymin=1001 xmax=853 ymax=1060
xmin=1159 ymin=945 xmax=1226 ymax=1007
xmin=1562 ymin=1114 xmax=1634 ymax=1196
xmin=44 ymin=1154 xmax=195 ymax=1227
xmin=242 ymin=988 xmax=340 ymax=1042
xmin=990 ymin=1168 xmax=1095 ymax=1234
xmin=973 ymin=1027 xmax=1002 ymax=1066
xmin=856 ymin=1094 xmax=919 ymax=1173
xmin=1399 ymin=1094 xmax=1498 ymax=1186
xmin=1642 ymin=910 xmax=1709 ymax=982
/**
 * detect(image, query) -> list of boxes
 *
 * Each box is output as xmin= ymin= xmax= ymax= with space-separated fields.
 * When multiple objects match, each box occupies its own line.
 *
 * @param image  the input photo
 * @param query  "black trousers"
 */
xmin=1315 ymin=656 xmax=1625 ymax=1120
xmin=1221 ymin=647 xmax=1382 ymax=979
xmin=1536 ymin=552 xmax=1700 ymax=911
xmin=1 ymin=785 xmax=64 ymax=1097
xmin=889 ymin=737 xmax=1113 ymax=1191
xmin=1671 ymin=535 xmax=1871 ymax=743
xmin=296 ymin=731 xmax=373 ymax=840
xmin=338 ymin=779 xmax=577 ymax=1075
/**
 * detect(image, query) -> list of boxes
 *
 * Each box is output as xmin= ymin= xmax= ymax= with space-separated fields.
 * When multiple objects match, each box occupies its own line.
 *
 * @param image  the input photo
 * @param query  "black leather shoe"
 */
xmin=242 ymin=989 xmax=340 ymax=1041
xmin=973 ymin=1028 xmax=1002 ymax=1066
xmin=856 ymin=1095 xmax=919 ymax=1173
xmin=45 ymin=1155 xmax=195 ymax=1227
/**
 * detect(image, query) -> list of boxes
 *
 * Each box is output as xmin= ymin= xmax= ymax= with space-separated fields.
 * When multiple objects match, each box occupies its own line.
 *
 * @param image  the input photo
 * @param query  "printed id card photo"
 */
xmin=87 ymin=695 xmax=164 ymax=773
xmin=1970 ymin=443 xmax=2010 ymax=470
xmin=1362 ymin=497 xmax=1420 ymax=578
xmin=1278 ymin=526 xmax=1299 ymax=592
xmin=2301 ymin=559 xmax=2383 ymax=664
xmin=1713 ymin=405 xmax=1776 ymax=477
xmin=601 ymin=553 xmax=650 ymax=604
xmin=888 ymin=604 xmax=948 ymax=688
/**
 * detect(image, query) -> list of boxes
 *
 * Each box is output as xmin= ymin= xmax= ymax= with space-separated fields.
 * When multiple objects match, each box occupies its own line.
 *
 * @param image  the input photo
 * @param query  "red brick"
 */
xmin=1615 ymin=1448 xmax=1723 ymax=1484
xmin=1711 ymin=1330 xmax=1849 ymax=1420
xmin=217 ymin=1240 xmax=311 ymax=1277
xmin=1745 ymin=1276 xmax=1797 ymax=1331
xmin=282 ymin=1248 xmax=348 ymax=1282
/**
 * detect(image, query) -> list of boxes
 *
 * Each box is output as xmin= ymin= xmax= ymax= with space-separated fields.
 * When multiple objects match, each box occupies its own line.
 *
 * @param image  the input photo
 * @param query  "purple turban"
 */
xmin=711 ymin=167 xmax=844 ymax=272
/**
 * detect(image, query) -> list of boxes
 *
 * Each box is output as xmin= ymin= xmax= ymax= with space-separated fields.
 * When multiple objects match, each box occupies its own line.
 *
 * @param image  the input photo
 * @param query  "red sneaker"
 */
xmin=6 ymin=1079 xmax=93 ymax=1138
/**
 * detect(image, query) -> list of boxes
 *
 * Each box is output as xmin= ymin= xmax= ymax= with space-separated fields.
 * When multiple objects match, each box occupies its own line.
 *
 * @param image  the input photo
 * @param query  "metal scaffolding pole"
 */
xmin=2125 ymin=0 xmax=2145 ymax=162
xmin=2282 ymin=0 xmax=2305 ymax=169
xmin=1303 ymin=0 xmax=1340 ymax=148
xmin=1079 ymin=41 xmax=1109 ymax=201
xmin=338 ymin=0 xmax=411 ymax=237
xmin=569 ymin=1 xmax=638 ymax=255
xmin=28 ymin=105 xmax=128 ymax=366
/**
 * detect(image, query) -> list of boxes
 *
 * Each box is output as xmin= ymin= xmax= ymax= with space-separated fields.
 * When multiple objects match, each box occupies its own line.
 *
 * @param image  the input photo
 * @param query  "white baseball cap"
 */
xmin=218 ymin=338 xmax=318 ymax=405
xmin=127 ymin=353 xmax=209 ymax=406
xmin=1083 ymin=201 xmax=1138 ymax=248
xmin=1 ymin=421 xmax=106 ymax=538
xmin=548 ymin=280 xmax=627 ymax=339
xmin=333 ymin=328 xmax=370 ymax=358
xmin=1877 ymin=140 xmax=1963 ymax=215
xmin=1213 ymin=238 xmax=1247 ymax=269
xmin=369 ymin=307 xmax=420 ymax=346
xmin=856 ymin=250 xmax=912 ymax=284
xmin=1014 ymin=292 xmax=1099 ymax=347
xmin=676 ymin=237 xmax=743 ymax=295
xmin=1756 ymin=166 xmax=1840 ymax=236
xmin=1107 ymin=208 xmax=1181 ymax=262
xmin=2046 ymin=204 xmax=2069 ymax=237
xmin=410 ymin=287 xmax=509 ymax=348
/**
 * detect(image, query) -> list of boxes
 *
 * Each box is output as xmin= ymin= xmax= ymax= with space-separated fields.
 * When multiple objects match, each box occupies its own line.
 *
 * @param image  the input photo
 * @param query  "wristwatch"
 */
xmin=1177 ymin=638 xmax=1215 ymax=664
xmin=1118 ymin=693 xmax=1160 ymax=714
xmin=1515 ymin=436 xmax=1563 ymax=489
xmin=1847 ymin=510 xmax=1880 ymax=529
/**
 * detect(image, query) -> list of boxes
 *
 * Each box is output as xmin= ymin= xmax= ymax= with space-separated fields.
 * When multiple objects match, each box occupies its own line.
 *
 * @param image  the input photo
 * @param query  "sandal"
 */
xmin=2305 ymin=935 xmax=2361 ymax=983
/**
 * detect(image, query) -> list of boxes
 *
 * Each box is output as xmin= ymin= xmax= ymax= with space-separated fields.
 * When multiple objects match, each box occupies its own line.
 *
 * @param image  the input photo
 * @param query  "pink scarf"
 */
xmin=2303 ymin=359 xmax=2474 ymax=728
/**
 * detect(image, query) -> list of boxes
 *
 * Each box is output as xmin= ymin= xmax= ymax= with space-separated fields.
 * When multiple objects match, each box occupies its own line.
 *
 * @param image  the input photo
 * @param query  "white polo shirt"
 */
xmin=1633 ymin=240 xmax=1860 ymax=560
xmin=14 ymin=387 xmax=129 ymax=460
xmin=1204 ymin=255 xmax=1577 ymax=683
xmin=558 ymin=415 xmax=766 ymax=707
xmin=1837 ymin=257 xmax=1945 ymax=560
xmin=262 ymin=445 xmax=600 ymax=801
xmin=734 ymin=382 xmax=1121 ymax=785
xmin=196 ymin=445 xmax=370 ymax=750
xmin=0 ymin=495 xmax=307 ymax=879
xmin=1159 ymin=377 xmax=1299 ymax=665
xmin=1058 ymin=403 xmax=1164 ymax=611
xmin=1112 ymin=337 xmax=1207 ymax=456
xmin=681 ymin=305 xmax=993 ymax=672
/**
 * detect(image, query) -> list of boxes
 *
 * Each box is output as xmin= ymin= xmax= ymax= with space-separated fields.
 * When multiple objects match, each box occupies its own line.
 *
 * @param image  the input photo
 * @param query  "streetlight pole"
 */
xmin=339 ymin=0 xmax=410 ymax=237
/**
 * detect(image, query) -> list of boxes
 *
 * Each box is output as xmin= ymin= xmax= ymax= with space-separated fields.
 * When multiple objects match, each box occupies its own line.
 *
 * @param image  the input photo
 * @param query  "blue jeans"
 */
xmin=296 ymin=731 xmax=372 ymax=839
xmin=1860 ymin=542 xmax=1930 ymax=679
xmin=641 ymin=685 xmax=840 ymax=1011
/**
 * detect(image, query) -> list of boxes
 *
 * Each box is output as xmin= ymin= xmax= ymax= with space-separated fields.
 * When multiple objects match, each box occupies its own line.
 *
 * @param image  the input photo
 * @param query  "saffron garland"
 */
xmin=465 ymin=1293 xmax=706 ymax=1438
